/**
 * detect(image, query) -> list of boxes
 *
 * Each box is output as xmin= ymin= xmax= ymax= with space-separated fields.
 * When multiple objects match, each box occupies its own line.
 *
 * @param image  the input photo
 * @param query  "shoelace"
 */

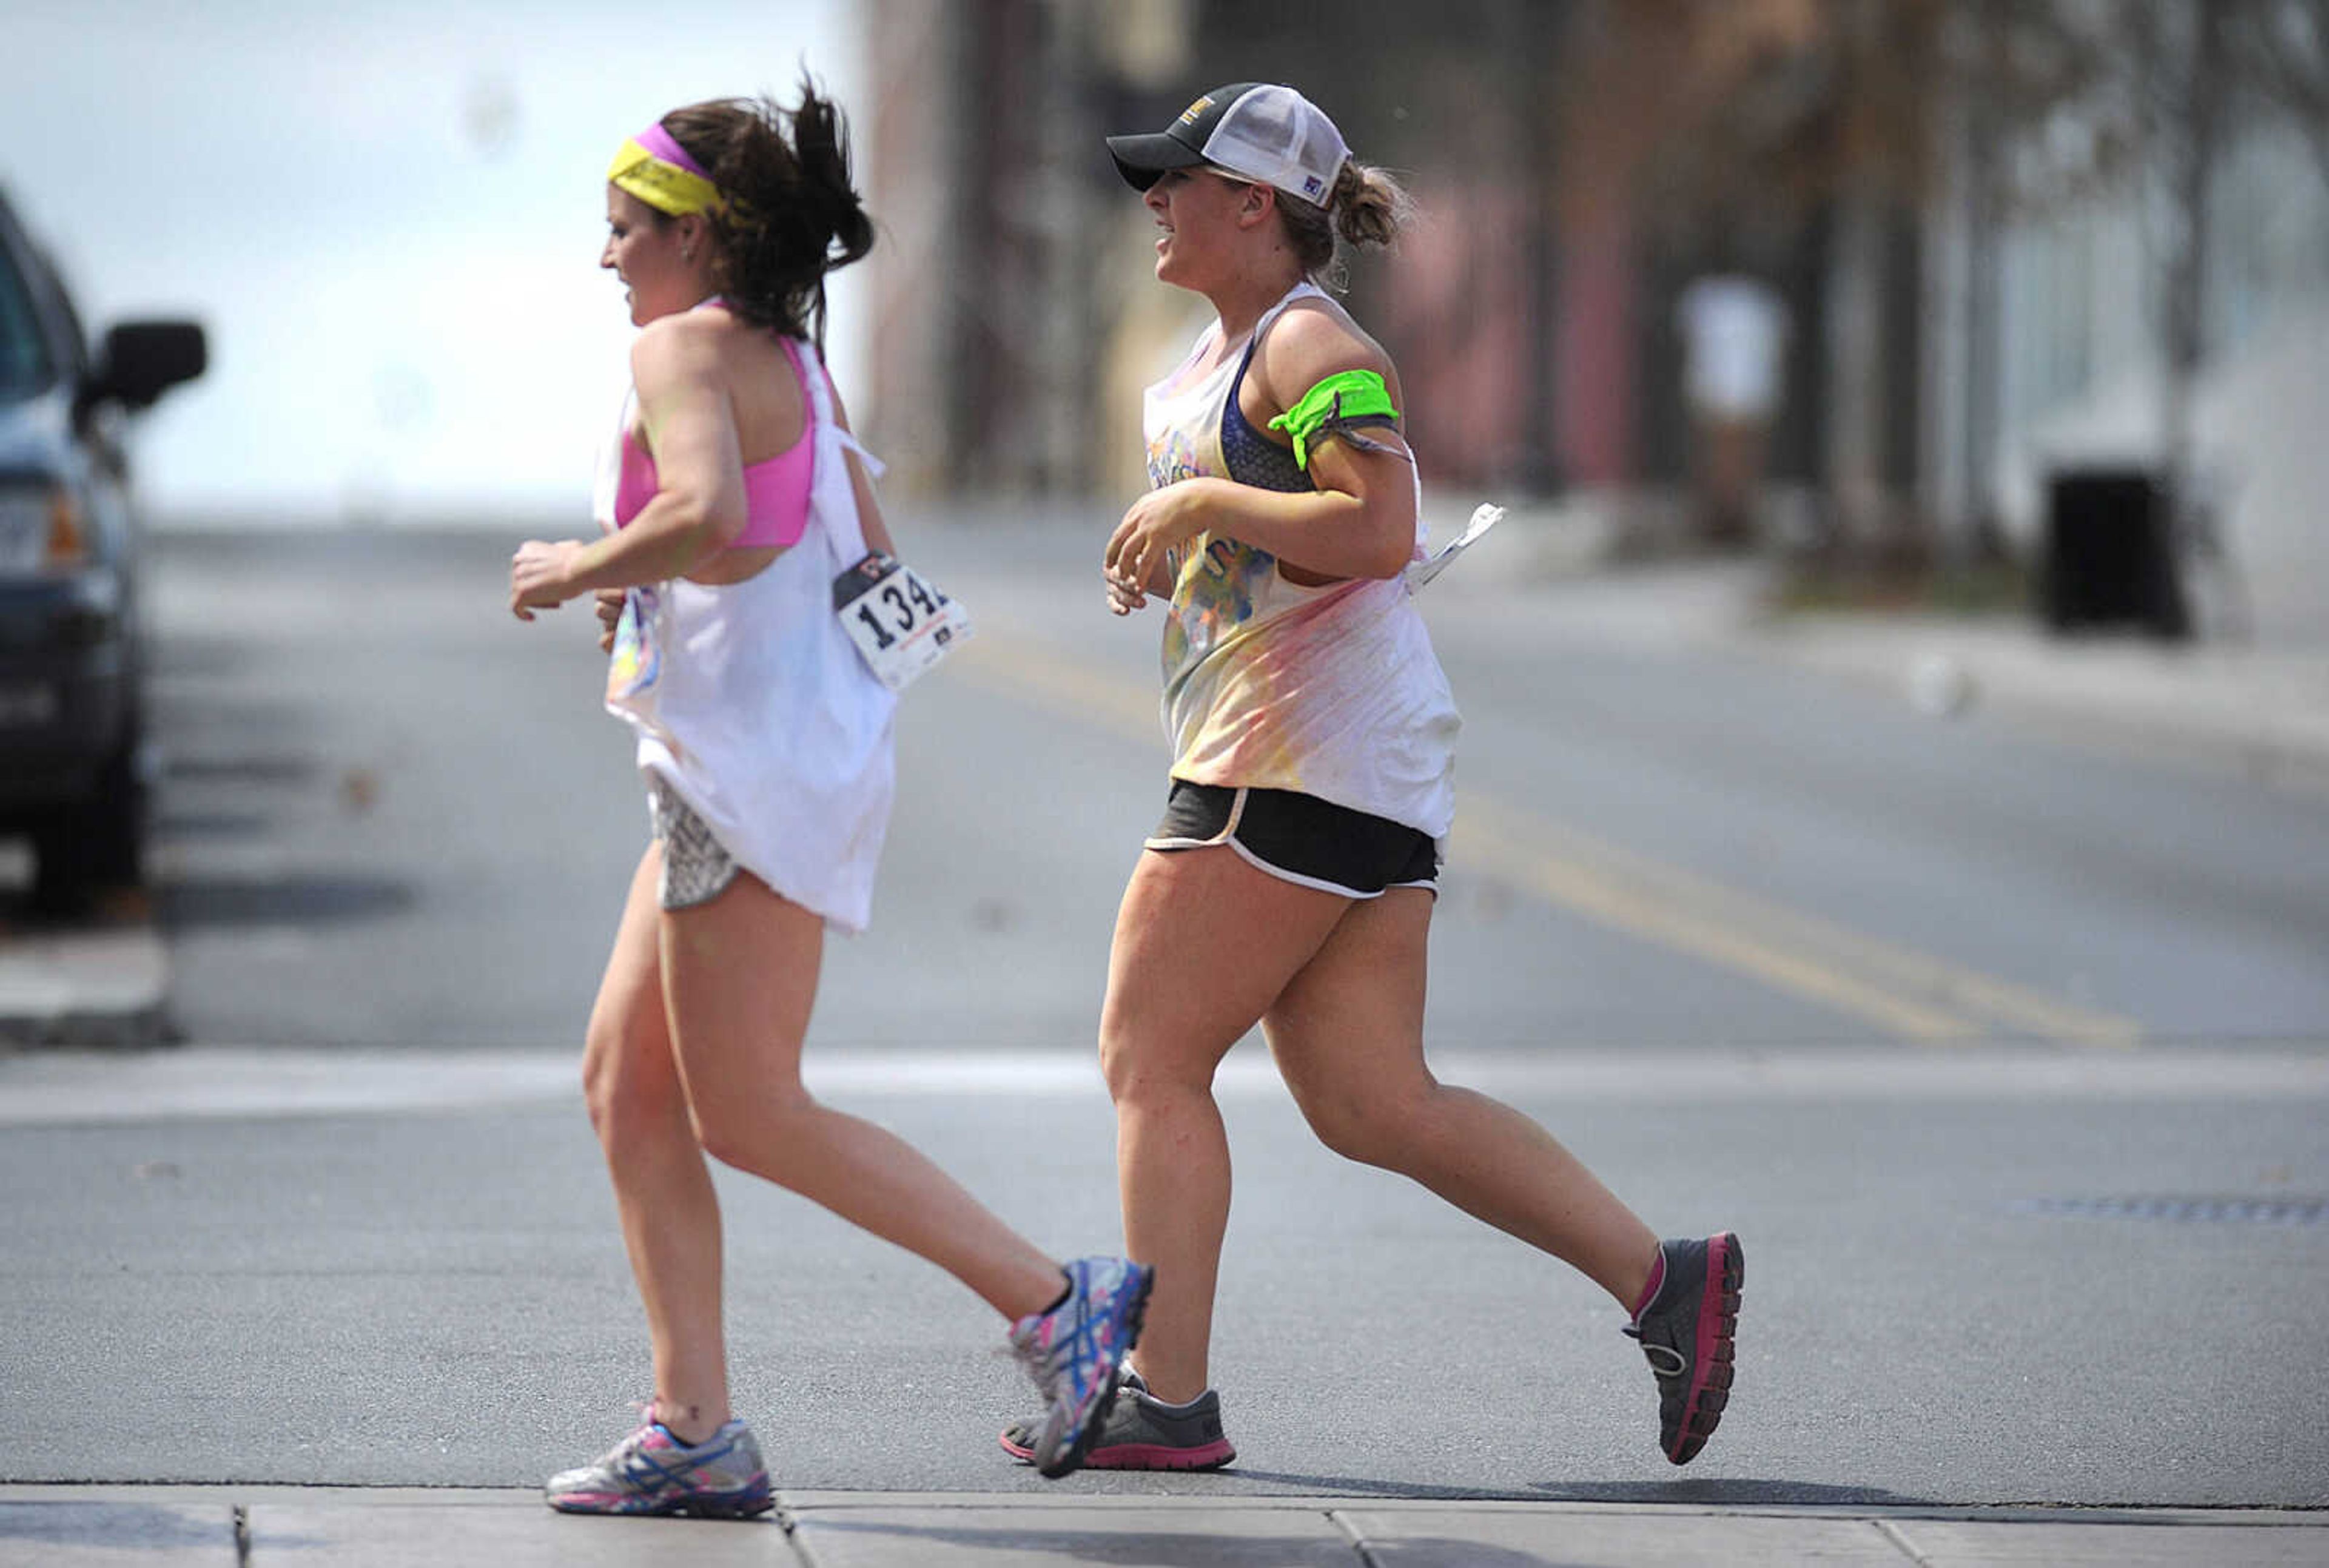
xmin=1047 ymin=1268 xmax=1132 ymax=1393
xmin=1622 ymin=1323 xmax=1691 ymax=1379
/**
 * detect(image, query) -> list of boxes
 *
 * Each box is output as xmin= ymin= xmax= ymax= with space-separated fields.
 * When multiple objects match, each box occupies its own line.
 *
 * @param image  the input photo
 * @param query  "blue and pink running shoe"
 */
xmin=543 ymin=1417 xmax=773 ymax=1517
xmin=1624 ymin=1233 xmax=1743 ymax=1465
xmin=1007 ymin=1255 xmax=1155 ymax=1477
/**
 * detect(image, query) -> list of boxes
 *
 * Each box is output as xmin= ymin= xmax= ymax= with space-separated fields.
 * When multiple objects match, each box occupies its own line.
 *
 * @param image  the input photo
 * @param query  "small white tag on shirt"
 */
xmin=1406 ymin=504 xmax=1507 ymax=590
xmin=832 ymin=551 xmax=973 ymax=691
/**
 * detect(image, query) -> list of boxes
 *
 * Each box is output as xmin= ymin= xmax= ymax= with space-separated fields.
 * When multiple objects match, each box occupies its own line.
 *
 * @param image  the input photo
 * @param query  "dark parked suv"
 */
xmin=0 ymin=185 xmax=205 ymax=912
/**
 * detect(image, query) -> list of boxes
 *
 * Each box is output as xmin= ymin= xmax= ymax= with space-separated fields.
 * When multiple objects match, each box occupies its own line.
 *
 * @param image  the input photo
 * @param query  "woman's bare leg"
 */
xmin=580 ymin=846 xmax=731 ymax=1442
xmin=1265 ymin=887 xmax=1661 ymax=1309
xmin=657 ymin=869 xmax=1067 ymax=1322
xmin=1100 ymin=847 xmax=1353 ymax=1405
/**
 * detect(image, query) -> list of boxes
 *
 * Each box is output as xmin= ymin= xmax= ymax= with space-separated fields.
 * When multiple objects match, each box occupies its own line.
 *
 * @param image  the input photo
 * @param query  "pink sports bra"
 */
xmin=612 ymin=332 xmax=814 ymax=548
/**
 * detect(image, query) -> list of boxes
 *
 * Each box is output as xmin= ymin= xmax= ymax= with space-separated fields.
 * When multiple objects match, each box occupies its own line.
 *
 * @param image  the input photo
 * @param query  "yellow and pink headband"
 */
xmin=608 ymin=123 xmax=724 ymax=217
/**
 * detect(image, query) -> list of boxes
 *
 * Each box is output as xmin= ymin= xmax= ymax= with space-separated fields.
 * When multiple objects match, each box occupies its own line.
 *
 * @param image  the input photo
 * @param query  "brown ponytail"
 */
xmin=1275 ymin=158 xmax=1412 ymax=289
xmin=660 ymin=79 xmax=874 ymax=347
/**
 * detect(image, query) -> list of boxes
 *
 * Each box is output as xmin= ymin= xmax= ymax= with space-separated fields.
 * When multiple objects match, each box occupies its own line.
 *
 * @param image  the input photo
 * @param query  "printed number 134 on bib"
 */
xmin=831 ymin=551 xmax=972 ymax=691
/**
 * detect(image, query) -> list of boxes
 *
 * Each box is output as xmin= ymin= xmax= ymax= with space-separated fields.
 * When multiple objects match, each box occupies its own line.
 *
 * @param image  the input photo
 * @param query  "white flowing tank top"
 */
xmin=1141 ymin=282 xmax=1459 ymax=841
xmin=596 ymin=335 xmax=896 ymax=933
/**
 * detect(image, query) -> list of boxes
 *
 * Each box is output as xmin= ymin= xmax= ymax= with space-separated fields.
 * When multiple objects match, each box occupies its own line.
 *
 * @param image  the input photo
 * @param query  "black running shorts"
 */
xmin=1145 ymin=780 xmax=1440 ymax=898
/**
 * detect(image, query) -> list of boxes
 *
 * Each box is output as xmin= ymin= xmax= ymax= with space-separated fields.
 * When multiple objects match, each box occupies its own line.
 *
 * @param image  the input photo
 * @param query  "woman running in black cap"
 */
xmin=999 ymin=81 xmax=1742 ymax=1473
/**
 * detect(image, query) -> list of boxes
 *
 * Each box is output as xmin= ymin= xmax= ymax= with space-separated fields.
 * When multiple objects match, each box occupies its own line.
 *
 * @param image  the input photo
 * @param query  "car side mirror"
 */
xmin=89 ymin=320 xmax=207 ymax=412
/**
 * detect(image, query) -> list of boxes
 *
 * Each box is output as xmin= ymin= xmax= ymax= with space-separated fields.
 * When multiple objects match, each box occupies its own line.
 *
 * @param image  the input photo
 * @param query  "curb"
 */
xmin=0 ymin=921 xmax=173 ymax=1049
xmin=2 ymin=1487 xmax=2322 ymax=1568
xmin=1739 ymin=611 xmax=2329 ymax=793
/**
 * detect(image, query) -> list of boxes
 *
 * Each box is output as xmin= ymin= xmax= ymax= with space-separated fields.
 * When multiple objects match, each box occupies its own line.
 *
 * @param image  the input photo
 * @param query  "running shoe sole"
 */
xmin=999 ymin=1398 xmax=1235 ymax=1472
xmin=546 ymin=1485 xmax=773 ymax=1519
xmin=543 ymin=1418 xmax=775 ymax=1517
xmin=1667 ymin=1231 xmax=1742 ymax=1464
xmin=1003 ymin=1433 xmax=1236 ymax=1471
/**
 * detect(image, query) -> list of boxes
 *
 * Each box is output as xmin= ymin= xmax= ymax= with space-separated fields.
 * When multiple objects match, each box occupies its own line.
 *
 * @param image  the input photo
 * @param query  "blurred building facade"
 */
xmin=856 ymin=0 xmax=1578 ymax=505
xmin=853 ymin=0 xmax=1897 ymax=530
xmin=853 ymin=0 xmax=2327 ymax=644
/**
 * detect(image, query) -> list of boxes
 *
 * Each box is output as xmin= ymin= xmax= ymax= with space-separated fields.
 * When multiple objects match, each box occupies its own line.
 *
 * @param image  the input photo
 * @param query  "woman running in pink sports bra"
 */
xmin=505 ymin=81 xmax=1150 ymax=1516
xmin=608 ymin=316 xmax=812 ymax=547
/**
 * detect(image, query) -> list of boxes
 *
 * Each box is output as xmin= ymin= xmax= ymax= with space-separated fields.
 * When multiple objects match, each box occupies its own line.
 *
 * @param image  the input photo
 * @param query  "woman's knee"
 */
xmin=1295 ymin=1078 xmax=1435 ymax=1168
xmin=689 ymin=1083 xmax=817 ymax=1177
xmin=1098 ymin=1023 xmax=1222 ymax=1109
xmin=582 ymin=1022 xmax=685 ymax=1152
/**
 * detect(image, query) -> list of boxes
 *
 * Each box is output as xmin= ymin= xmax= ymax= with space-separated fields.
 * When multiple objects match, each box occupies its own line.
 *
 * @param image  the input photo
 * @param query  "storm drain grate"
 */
xmin=2012 ymin=1195 xmax=2327 ymax=1226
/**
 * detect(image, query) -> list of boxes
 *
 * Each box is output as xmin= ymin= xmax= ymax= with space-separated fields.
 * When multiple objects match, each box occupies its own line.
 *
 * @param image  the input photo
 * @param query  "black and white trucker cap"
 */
xmin=1106 ymin=82 xmax=1351 ymax=207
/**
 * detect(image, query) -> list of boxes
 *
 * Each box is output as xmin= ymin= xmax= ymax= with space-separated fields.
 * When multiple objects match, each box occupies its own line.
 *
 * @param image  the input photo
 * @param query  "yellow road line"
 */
xmin=1459 ymin=799 xmax=2141 ymax=1049
xmin=1452 ymin=796 xmax=1978 ymax=1041
xmin=944 ymin=632 xmax=1161 ymax=745
xmin=938 ymin=628 xmax=2145 ymax=1048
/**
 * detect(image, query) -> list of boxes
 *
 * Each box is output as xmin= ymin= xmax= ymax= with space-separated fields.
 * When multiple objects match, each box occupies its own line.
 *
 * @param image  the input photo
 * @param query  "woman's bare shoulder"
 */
xmin=632 ymin=309 xmax=770 ymax=393
xmin=1256 ymin=296 xmax=1398 ymax=406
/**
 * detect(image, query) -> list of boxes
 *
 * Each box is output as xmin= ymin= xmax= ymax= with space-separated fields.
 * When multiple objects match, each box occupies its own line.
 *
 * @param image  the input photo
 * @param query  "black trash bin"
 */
xmin=2040 ymin=467 xmax=2191 ymax=639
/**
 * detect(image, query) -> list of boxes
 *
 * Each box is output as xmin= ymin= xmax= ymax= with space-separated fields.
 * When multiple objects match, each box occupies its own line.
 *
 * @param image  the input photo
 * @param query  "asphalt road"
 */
xmin=133 ymin=522 xmax=2329 ymax=1053
xmin=2 ymin=519 xmax=2324 ymax=1506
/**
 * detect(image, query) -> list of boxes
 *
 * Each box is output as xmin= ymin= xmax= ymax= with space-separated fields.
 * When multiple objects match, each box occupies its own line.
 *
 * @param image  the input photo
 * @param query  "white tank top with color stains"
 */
xmin=1140 ymin=283 xmax=1459 ymax=841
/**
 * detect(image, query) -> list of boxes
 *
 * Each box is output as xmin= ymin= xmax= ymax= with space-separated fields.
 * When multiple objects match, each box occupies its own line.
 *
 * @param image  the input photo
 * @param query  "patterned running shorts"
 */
xmin=649 ymin=779 xmax=740 ymax=910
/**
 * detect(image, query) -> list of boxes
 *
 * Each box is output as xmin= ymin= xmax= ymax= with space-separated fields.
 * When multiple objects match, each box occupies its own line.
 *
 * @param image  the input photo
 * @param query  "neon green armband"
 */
xmin=1267 ymin=370 xmax=1401 ymax=470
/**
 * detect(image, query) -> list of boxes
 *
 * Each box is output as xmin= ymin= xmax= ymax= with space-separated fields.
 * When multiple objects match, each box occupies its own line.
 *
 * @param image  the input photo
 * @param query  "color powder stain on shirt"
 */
xmin=605 ymin=586 xmax=661 ymax=702
xmin=1147 ymin=425 xmax=1205 ymax=490
xmin=1165 ymin=533 xmax=1268 ymax=667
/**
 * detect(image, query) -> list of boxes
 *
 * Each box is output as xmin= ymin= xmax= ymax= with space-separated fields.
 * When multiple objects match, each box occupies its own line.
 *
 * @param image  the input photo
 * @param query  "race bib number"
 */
xmin=832 ymin=551 xmax=972 ymax=691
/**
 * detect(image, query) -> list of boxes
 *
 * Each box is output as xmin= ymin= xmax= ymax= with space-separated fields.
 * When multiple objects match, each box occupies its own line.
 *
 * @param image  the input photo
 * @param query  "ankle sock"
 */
xmin=1140 ymin=1388 xmax=1211 ymax=1415
xmin=1630 ymin=1248 xmax=1669 ymax=1321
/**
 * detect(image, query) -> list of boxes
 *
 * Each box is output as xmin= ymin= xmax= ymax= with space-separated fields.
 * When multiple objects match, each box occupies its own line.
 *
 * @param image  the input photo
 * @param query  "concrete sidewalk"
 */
xmin=0 ymin=902 xmax=168 ymax=1049
xmin=5 ymin=1486 xmax=2324 ymax=1567
xmin=1482 ymin=520 xmax=2329 ymax=792
xmin=1747 ymin=602 xmax=2329 ymax=792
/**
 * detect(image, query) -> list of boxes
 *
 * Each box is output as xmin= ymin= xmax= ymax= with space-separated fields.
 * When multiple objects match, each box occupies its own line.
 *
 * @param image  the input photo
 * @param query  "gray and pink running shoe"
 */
xmin=543 ymin=1417 xmax=773 ymax=1517
xmin=1624 ymin=1233 xmax=1744 ymax=1465
xmin=1000 ymin=1368 xmax=1236 ymax=1471
xmin=1007 ymin=1255 xmax=1155 ymax=1477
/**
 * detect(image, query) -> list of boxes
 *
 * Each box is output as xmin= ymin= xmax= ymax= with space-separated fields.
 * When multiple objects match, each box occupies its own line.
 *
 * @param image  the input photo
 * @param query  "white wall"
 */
xmin=1984 ymin=126 xmax=2329 ymax=645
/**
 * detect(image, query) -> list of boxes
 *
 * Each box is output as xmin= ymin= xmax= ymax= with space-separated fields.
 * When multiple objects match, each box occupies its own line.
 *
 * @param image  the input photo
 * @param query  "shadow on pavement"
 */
xmin=163 ymin=752 xmax=319 ymax=787
xmin=1215 ymin=1470 xmax=1933 ymax=1509
xmin=1354 ymin=1546 xmax=1592 ymax=1568
xmin=160 ymin=873 xmax=414 ymax=929
xmin=1216 ymin=1470 xmax=1563 ymax=1504
xmin=0 ymin=1500 xmax=231 ymax=1550
xmin=800 ymin=1516 xmax=1369 ymax=1566
xmin=1529 ymin=1476 xmax=1938 ymax=1507
xmin=153 ymin=808 xmax=274 ymax=839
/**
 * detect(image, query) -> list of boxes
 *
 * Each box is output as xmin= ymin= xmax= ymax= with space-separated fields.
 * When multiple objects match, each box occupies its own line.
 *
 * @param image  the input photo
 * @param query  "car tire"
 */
xmin=30 ymin=738 xmax=146 ymax=915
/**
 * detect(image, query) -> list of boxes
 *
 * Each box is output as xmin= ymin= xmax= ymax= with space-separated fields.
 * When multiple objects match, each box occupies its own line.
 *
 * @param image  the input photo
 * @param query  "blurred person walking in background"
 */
xmin=999 ymin=82 xmax=1743 ymax=1473
xmin=1676 ymin=268 xmax=1790 ymax=547
xmin=508 ymin=82 xmax=1149 ymax=1513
